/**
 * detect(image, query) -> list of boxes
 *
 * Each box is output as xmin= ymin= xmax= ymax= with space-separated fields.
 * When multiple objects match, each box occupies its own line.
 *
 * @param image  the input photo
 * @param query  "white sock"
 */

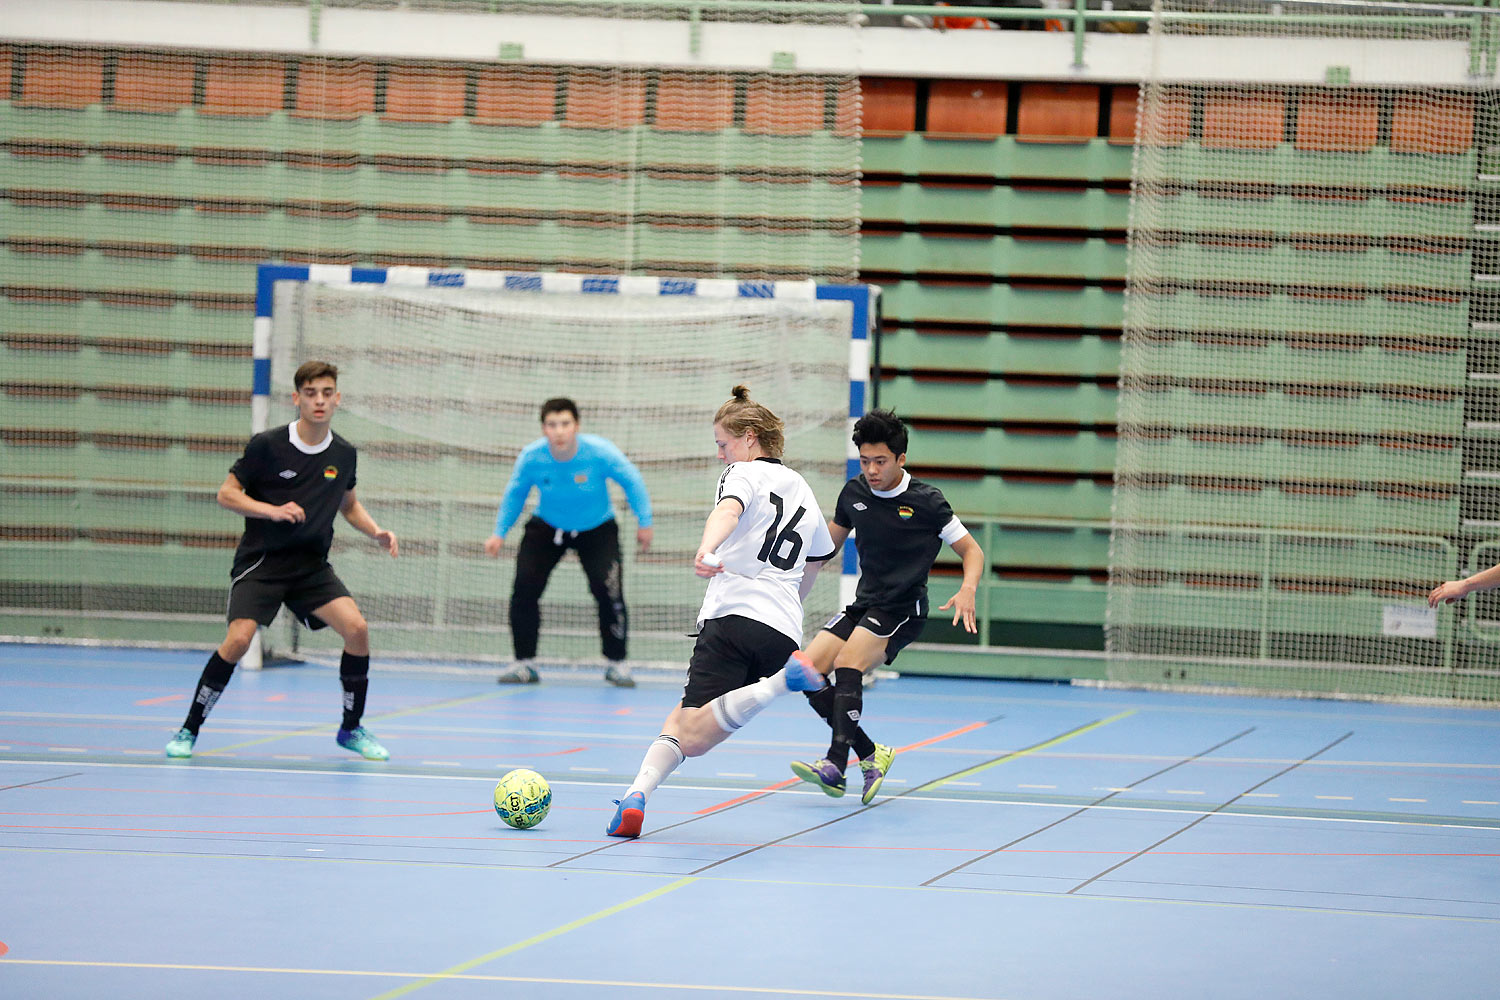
xmin=626 ymin=735 xmax=684 ymax=801
xmin=707 ymin=666 xmax=798 ymax=734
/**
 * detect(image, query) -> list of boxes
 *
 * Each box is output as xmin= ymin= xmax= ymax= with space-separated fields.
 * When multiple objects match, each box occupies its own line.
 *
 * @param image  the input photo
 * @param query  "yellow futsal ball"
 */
xmin=494 ymin=768 xmax=552 ymax=830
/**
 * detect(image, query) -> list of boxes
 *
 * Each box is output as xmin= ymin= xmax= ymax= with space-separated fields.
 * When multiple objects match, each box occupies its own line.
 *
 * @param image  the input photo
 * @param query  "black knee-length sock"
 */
xmin=182 ymin=651 xmax=236 ymax=735
xmin=827 ymin=667 xmax=865 ymax=771
xmin=340 ymin=652 xmax=370 ymax=730
xmin=806 ymin=684 xmax=877 ymax=762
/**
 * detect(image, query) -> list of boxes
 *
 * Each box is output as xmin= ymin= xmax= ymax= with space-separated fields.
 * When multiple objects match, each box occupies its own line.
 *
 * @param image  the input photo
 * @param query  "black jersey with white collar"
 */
xmin=229 ymin=423 xmax=358 ymax=567
xmin=833 ymin=471 xmax=966 ymax=609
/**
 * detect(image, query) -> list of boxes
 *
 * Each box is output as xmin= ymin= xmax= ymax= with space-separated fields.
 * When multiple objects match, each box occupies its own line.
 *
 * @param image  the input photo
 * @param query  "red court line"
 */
xmin=695 ymin=778 xmax=800 ymax=814
xmin=695 ymin=718 xmax=992 ymax=815
xmin=896 ymin=720 xmax=988 ymax=754
xmin=133 ymin=695 xmax=185 ymax=706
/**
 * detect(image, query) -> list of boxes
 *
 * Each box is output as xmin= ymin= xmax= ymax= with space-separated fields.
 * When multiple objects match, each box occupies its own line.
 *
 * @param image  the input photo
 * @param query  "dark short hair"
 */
xmin=851 ymin=409 xmax=908 ymax=457
xmin=540 ymin=397 xmax=579 ymax=422
xmin=294 ymin=360 xmax=338 ymax=389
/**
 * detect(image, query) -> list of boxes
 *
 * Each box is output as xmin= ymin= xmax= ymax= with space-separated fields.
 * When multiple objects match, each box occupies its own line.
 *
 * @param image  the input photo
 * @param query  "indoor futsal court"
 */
xmin=3 ymin=642 xmax=1499 ymax=1000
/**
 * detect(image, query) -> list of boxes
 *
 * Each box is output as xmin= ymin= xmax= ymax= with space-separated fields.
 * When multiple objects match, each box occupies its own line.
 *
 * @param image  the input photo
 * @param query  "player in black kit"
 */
xmin=164 ymin=361 xmax=399 ymax=761
xmin=792 ymin=409 xmax=985 ymax=804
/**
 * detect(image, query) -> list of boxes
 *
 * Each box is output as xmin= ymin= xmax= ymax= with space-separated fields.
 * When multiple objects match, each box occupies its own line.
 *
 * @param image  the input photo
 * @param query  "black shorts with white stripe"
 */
xmin=820 ymin=601 xmax=927 ymax=666
xmin=226 ymin=548 xmax=351 ymax=629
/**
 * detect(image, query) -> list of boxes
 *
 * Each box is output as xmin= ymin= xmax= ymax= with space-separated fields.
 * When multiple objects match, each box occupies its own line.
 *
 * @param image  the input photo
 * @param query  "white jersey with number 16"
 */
xmin=697 ymin=457 xmax=835 ymax=642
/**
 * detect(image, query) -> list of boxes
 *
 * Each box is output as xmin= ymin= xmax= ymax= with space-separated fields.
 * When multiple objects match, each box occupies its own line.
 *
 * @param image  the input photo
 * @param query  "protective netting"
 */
xmin=0 ymin=6 xmax=860 ymax=653
xmin=261 ymin=277 xmax=852 ymax=666
xmin=1109 ymin=0 xmax=1500 ymax=701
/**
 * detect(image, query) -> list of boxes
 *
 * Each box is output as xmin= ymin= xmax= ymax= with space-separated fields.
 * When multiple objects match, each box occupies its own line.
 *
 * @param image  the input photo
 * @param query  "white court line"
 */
xmin=717 ymin=772 xmax=757 ymax=779
xmin=46 ymin=747 xmax=86 ymax=753
xmin=1018 ymin=784 xmax=1056 ymax=790
xmin=5 ymin=758 xmax=1499 ymax=832
xmin=568 ymin=766 xmax=608 ymax=773
xmin=1463 ymin=800 xmax=1500 ymax=805
xmin=1316 ymin=795 xmax=1354 ymax=801
xmin=1167 ymin=790 xmax=1206 ymax=796
xmin=1389 ymin=798 xmax=1427 ymax=803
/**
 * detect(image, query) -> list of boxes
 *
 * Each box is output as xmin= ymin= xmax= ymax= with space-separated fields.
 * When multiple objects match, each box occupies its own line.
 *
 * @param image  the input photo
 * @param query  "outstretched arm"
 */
xmin=341 ymin=489 xmax=398 ymax=557
xmin=1430 ymin=563 xmax=1500 ymax=607
xmin=937 ymin=533 xmax=984 ymax=633
xmin=487 ymin=457 xmax=533 ymax=557
xmin=605 ymin=441 xmax=653 ymax=543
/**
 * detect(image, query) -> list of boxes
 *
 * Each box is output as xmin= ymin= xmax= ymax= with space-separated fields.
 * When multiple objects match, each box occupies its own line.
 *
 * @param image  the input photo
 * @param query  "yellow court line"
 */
xmin=921 ymin=710 xmax=1137 ymax=792
xmin=198 ymin=690 xmax=515 ymax=756
xmin=365 ymin=875 xmax=699 ymax=1000
xmin=0 ymin=960 xmax=997 ymax=1000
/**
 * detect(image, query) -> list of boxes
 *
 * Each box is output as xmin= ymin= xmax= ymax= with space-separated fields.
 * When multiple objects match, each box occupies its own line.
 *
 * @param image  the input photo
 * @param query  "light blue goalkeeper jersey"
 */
xmin=494 ymin=433 xmax=652 ymax=536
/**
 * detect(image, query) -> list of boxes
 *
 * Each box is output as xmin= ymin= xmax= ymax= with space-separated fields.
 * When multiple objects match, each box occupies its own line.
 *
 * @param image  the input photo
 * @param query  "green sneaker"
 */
xmin=336 ymin=726 xmax=389 ymax=761
xmin=858 ymin=744 xmax=895 ymax=805
xmin=164 ymin=727 xmax=196 ymax=758
xmin=790 ymin=757 xmax=846 ymax=797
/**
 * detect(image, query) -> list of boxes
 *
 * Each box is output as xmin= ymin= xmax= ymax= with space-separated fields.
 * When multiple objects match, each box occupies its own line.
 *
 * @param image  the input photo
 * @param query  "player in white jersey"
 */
xmin=607 ymin=385 xmax=833 ymax=838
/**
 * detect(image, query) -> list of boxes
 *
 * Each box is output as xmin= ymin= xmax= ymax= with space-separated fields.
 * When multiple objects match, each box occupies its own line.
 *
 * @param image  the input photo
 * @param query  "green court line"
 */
xmin=198 ymin=689 xmax=518 ymax=756
xmin=364 ymin=876 xmax=698 ymax=1000
xmin=918 ymin=709 xmax=1137 ymax=791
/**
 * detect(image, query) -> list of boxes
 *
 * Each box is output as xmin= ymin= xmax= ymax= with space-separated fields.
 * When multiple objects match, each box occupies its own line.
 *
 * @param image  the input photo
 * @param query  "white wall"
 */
xmin=0 ymin=0 xmax=1481 ymax=85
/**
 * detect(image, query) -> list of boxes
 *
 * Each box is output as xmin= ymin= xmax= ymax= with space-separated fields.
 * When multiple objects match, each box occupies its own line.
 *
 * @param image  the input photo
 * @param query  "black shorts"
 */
xmin=226 ymin=550 xmax=352 ymax=630
xmin=821 ymin=602 xmax=926 ymax=666
xmin=681 ymin=615 xmax=799 ymax=710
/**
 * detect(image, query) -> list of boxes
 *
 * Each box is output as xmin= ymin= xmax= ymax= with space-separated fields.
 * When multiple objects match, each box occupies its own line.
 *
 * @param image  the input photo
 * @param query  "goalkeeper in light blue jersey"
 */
xmin=485 ymin=397 xmax=653 ymax=687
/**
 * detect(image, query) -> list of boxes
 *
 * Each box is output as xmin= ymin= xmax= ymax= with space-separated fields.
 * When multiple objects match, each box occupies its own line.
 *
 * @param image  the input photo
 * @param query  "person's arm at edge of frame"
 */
xmin=1429 ymin=563 xmax=1500 ymax=607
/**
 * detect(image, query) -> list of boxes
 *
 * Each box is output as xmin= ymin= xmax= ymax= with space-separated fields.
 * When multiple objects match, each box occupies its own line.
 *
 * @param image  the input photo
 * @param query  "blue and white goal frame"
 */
xmin=253 ymin=263 xmax=879 ymax=609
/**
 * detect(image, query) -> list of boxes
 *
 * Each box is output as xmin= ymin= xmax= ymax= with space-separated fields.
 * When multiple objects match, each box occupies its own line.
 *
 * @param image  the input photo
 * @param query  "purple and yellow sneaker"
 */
xmin=790 ymin=757 xmax=846 ymax=797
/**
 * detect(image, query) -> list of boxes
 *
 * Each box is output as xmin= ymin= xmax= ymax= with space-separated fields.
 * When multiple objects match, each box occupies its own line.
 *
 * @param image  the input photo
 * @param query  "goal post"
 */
xmin=248 ymin=263 xmax=875 ymax=674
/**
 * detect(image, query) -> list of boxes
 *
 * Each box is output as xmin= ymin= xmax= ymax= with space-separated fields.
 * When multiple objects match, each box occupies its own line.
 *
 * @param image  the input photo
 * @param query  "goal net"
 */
xmin=260 ymin=266 xmax=869 ymax=672
xmin=1109 ymin=0 xmax=1500 ymax=702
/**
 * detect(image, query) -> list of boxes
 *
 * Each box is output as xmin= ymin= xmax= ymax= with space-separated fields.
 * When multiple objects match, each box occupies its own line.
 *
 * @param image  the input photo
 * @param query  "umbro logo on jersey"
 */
xmin=852 ymin=502 xmax=868 ymax=511
xmin=278 ymin=469 xmax=297 ymax=479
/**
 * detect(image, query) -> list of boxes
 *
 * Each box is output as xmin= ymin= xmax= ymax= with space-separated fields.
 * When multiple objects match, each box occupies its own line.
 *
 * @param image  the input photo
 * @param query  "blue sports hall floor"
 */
xmin=3 ymin=642 xmax=1499 ymax=1000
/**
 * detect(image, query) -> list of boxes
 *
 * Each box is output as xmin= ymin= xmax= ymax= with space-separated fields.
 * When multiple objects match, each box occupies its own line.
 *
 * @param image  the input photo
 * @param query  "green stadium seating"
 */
xmin=911 ymin=471 xmax=1113 ymax=520
xmin=861 ymin=232 xmax=1124 ymax=279
xmin=876 ymin=328 xmax=1119 ymax=377
xmin=877 ymin=281 xmax=1125 ymax=328
xmin=861 ymin=182 xmax=1130 ymax=230
xmin=914 ymin=426 xmax=1115 ymax=474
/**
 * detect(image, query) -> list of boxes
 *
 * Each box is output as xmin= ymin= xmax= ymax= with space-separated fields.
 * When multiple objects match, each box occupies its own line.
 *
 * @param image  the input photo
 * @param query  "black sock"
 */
xmin=807 ymin=684 xmax=877 ymax=761
xmin=827 ymin=667 xmax=863 ymax=771
xmin=182 ymin=651 xmax=236 ymax=735
xmin=340 ymin=651 xmax=370 ymax=731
